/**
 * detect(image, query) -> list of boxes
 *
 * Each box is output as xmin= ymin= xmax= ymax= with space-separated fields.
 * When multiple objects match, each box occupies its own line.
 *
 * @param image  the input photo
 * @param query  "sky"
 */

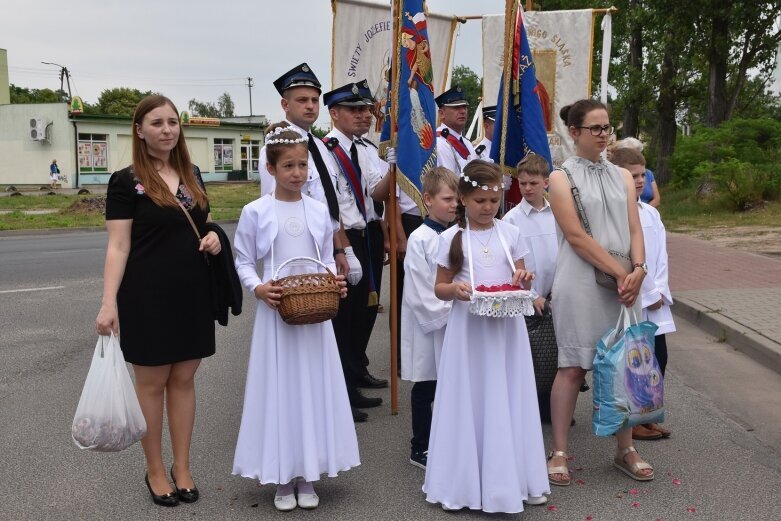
xmin=2 ymin=0 xmax=505 ymax=126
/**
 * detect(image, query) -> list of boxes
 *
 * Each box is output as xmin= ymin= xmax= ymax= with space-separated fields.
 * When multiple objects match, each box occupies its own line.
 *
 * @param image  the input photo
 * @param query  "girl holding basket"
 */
xmin=232 ymin=123 xmax=357 ymax=511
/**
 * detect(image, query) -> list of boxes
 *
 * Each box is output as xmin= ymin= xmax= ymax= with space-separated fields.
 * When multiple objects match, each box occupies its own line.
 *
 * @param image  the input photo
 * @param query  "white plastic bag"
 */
xmin=72 ymin=334 xmax=147 ymax=452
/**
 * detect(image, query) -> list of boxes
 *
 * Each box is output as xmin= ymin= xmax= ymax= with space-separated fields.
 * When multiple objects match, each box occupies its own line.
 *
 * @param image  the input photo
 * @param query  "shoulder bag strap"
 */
xmin=176 ymin=199 xmax=209 ymax=263
xmin=561 ymin=166 xmax=593 ymax=238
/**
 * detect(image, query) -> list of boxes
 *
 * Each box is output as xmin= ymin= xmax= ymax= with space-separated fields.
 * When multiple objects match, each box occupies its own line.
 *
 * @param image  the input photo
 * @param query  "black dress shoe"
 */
xmin=349 ymin=388 xmax=383 ymax=408
xmin=357 ymin=372 xmax=389 ymax=389
xmin=352 ymin=407 xmax=368 ymax=422
xmin=145 ymin=473 xmax=179 ymax=507
xmin=170 ymin=466 xmax=200 ymax=503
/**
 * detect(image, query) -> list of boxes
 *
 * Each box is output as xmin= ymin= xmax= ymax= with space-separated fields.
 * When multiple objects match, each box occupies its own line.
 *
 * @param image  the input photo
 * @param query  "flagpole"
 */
xmin=388 ymin=0 xmax=402 ymax=416
xmin=498 ymin=0 xmax=516 ymax=182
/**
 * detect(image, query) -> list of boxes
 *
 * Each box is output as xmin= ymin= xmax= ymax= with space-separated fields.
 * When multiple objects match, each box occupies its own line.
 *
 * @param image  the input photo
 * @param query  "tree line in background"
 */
xmin=9 ymin=85 xmax=236 ymax=118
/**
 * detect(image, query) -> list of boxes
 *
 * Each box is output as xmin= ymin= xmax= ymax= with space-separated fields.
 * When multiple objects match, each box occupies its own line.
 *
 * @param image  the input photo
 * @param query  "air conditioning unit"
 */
xmin=30 ymin=118 xmax=50 ymax=141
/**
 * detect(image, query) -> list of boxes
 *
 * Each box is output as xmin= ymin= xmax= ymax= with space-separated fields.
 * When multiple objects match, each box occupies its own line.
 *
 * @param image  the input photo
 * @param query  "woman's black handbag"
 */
xmin=525 ymin=301 xmax=558 ymax=395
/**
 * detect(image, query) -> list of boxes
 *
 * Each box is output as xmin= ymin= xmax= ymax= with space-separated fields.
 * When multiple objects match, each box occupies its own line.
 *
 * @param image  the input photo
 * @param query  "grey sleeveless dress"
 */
xmin=551 ymin=156 xmax=641 ymax=370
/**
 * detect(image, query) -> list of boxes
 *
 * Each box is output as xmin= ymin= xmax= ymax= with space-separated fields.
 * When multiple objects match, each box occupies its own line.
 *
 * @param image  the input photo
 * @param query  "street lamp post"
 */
xmin=41 ymin=61 xmax=72 ymax=102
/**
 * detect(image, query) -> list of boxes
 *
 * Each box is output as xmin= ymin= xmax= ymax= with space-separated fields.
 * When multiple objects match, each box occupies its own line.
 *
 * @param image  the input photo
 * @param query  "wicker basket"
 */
xmin=273 ymin=257 xmax=341 ymax=325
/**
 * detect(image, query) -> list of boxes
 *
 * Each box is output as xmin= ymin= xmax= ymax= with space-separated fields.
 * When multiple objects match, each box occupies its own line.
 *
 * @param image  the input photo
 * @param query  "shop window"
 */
xmin=78 ymin=134 xmax=109 ymax=173
xmin=213 ymin=138 xmax=234 ymax=171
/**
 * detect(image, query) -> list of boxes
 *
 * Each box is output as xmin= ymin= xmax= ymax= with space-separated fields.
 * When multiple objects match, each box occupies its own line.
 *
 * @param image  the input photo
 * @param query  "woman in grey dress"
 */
xmin=546 ymin=100 xmax=652 ymax=485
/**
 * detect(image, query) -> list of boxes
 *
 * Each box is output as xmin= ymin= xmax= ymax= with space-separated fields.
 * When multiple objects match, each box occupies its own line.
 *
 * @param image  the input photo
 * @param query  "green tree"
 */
xmin=189 ymin=92 xmax=236 ymax=117
xmin=450 ymin=65 xmax=481 ymax=114
xmin=188 ymin=99 xmax=219 ymax=117
xmin=217 ymin=92 xmax=235 ymax=117
xmin=10 ymin=84 xmax=64 ymax=104
xmin=95 ymin=87 xmax=155 ymax=116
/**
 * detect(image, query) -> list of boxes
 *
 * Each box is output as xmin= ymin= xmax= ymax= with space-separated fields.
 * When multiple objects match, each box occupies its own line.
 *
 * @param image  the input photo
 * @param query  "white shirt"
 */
xmin=355 ymin=136 xmax=388 ymax=222
xmin=474 ymin=137 xmax=492 ymax=160
xmin=638 ymin=201 xmax=676 ymax=335
xmin=502 ymin=198 xmax=558 ymax=300
xmin=323 ymin=128 xmax=383 ymax=230
xmin=401 ymin=223 xmax=451 ymax=381
xmin=436 ymin=124 xmax=477 ymax=175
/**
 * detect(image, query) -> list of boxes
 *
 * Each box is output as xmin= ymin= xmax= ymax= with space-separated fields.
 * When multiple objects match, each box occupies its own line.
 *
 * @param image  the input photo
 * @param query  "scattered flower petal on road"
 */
xmin=576 ymin=479 xmax=586 ymax=486
xmin=673 ymin=478 xmax=682 ymax=485
xmin=547 ymin=505 xmax=558 ymax=512
xmin=631 ymin=502 xmax=641 ymax=508
xmin=629 ymin=488 xmax=639 ymax=496
xmin=687 ymin=506 xmax=697 ymax=513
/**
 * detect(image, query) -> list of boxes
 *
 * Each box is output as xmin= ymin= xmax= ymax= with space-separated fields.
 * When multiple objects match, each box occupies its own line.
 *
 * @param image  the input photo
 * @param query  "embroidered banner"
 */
xmin=332 ymin=0 xmax=457 ymax=144
xmin=483 ymin=9 xmax=595 ymax=167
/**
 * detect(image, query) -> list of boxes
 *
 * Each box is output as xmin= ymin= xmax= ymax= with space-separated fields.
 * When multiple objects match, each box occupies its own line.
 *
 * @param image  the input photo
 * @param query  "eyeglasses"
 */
xmin=577 ymin=125 xmax=615 ymax=136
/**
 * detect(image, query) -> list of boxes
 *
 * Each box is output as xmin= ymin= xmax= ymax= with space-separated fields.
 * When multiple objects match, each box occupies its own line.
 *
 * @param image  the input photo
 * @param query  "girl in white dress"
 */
xmin=232 ymin=123 xmax=358 ymax=512
xmin=423 ymin=160 xmax=550 ymax=513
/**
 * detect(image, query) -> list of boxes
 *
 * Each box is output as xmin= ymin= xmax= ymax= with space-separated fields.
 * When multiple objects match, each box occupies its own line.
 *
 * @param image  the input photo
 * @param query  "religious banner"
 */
xmin=490 ymin=3 xmax=552 ymax=183
xmin=332 ymin=0 xmax=457 ymax=143
xmin=483 ymin=9 xmax=595 ymax=166
xmin=388 ymin=0 xmax=439 ymax=213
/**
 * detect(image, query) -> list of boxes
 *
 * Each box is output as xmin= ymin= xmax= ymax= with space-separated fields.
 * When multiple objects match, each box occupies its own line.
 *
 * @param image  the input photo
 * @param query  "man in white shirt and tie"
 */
xmin=434 ymin=85 xmax=477 ymax=175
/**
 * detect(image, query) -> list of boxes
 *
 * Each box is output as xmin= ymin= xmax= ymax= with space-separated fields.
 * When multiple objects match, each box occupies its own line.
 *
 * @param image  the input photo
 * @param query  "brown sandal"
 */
xmin=547 ymin=450 xmax=571 ymax=486
xmin=613 ymin=446 xmax=654 ymax=481
xmin=632 ymin=424 xmax=663 ymax=440
xmin=648 ymin=423 xmax=671 ymax=438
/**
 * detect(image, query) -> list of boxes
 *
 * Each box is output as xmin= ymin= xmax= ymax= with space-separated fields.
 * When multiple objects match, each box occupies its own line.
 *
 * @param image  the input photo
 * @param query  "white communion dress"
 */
xmin=423 ymin=218 xmax=550 ymax=513
xmin=232 ymin=195 xmax=360 ymax=484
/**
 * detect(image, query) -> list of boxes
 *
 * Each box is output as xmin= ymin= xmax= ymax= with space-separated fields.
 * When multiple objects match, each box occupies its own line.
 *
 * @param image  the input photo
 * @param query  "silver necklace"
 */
xmin=473 ymin=225 xmax=494 ymax=254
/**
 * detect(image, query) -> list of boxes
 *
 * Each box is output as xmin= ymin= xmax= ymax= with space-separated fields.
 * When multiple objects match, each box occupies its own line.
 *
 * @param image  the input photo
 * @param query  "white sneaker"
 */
xmin=274 ymin=492 xmax=297 ymax=512
xmin=297 ymin=492 xmax=320 ymax=509
xmin=524 ymin=495 xmax=549 ymax=505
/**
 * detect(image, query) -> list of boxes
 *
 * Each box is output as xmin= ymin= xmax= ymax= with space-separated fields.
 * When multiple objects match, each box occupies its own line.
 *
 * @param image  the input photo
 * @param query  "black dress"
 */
xmin=106 ymin=166 xmax=215 ymax=366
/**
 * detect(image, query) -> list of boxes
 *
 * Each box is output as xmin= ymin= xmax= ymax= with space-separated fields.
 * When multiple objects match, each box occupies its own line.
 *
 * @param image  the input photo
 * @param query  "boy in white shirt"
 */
xmin=502 ymin=154 xmax=558 ymax=422
xmin=612 ymin=147 xmax=675 ymax=440
xmin=401 ymin=167 xmax=459 ymax=469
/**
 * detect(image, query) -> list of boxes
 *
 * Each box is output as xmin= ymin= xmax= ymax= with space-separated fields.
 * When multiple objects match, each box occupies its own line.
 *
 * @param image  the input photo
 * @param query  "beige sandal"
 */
xmin=547 ymin=450 xmax=571 ymax=486
xmin=613 ymin=446 xmax=654 ymax=481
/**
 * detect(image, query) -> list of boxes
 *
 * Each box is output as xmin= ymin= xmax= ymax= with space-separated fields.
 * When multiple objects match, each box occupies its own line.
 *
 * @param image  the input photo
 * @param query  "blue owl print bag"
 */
xmin=592 ymin=307 xmax=664 ymax=436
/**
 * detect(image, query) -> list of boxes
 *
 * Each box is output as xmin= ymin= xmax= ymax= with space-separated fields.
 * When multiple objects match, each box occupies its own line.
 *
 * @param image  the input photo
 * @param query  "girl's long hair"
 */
xmin=447 ymin=160 xmax=503 ymax=274
xmin=131 ymin=95 xmax=208 ymax=209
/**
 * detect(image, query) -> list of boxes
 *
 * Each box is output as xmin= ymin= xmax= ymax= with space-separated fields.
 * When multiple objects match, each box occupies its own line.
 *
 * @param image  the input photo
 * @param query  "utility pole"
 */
xmin=246 ymin=77 xmax=255 ymax=116
xmin=41 ymin=61 xmax=72 ymax=102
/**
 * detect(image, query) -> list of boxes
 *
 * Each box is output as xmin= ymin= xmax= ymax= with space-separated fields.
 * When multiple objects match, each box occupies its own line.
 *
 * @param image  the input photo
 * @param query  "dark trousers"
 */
xmin=655 ymin=334 xmax=668 ymax=377
xmin=333 ymin=227 xmax=384 ymax=391
xmin=410 ymin=380 xmax=437 ymax=453
xmin=395 ymin=213 xmax=424 ymax=371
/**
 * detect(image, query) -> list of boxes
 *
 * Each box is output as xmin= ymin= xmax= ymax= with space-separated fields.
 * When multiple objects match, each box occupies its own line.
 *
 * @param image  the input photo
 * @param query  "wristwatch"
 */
xmin=334 ymin=248 xmax=346 ymax=256
xmin=633 ymin=262 xmax=648 ymax=275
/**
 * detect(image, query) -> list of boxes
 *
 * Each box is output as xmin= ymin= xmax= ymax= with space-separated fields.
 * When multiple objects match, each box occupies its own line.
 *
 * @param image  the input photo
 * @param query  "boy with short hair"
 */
xmin=611 ymin=147 xmax=675 ymax=440
xmin=502 ymin=154 xmax=558 ymax=421
xmin=401 ymin=166 xmax=459 ymax=469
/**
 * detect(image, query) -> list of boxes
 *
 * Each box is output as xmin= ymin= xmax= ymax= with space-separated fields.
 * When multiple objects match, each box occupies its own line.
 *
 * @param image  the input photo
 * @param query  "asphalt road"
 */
xmin=1 ymin=227 xmax=780 ymax=520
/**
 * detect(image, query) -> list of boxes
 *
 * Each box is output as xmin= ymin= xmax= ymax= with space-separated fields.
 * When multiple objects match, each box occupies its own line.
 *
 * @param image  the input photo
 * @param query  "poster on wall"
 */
xmin=222 ymin=144 xmax=233 ymax=166
xmin=214 ymin=144 xmax=223 ymax=167
xmin=78 ymin=142 xmax=92 ymax=168
xmin=92 ymin=143 xmax=107 ymax=169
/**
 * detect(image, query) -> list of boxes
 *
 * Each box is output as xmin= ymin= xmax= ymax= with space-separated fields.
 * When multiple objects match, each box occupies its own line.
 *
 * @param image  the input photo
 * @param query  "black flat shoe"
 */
xmin=145 ymin=473 xmax=179 ymax=507
xmin=170 ymin=466 xmax=200 ymax=503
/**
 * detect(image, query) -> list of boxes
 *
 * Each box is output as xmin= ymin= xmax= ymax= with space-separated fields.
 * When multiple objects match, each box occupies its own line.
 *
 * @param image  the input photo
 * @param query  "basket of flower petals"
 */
xmin=469 ymin=283 xmax=535 ymax=318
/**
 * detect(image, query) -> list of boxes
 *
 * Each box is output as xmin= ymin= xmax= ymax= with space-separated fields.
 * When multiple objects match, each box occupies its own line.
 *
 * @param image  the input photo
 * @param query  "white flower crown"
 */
xmin=461 ymin=174 xmax=506 ymax=192
xmin=265 ymin=125 xmax=309 ymax=146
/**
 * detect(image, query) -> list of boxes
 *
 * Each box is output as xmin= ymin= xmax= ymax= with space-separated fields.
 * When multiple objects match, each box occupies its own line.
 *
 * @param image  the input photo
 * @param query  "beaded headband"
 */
xmin=461 ymin=174 xmax=505 ymax=192
xmin=265 ymin=125 xmax=308 ymax=146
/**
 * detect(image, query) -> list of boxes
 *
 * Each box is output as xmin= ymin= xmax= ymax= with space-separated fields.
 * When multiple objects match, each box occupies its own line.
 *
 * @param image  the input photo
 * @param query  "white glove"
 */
xmin=344 ymin=246 xmax=363 ymax=285
xmin=385 ymin=147 xmax=397 ymax=165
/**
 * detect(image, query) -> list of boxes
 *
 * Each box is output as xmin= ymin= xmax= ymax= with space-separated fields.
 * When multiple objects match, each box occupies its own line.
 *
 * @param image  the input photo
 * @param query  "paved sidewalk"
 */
xmin=667 ymin=232 xmax=781 ymax=374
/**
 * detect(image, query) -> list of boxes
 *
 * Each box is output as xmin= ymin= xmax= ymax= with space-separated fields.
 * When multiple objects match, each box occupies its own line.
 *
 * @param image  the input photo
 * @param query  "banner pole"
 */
xmin=388 ymin=0 xmax=401 ymax=416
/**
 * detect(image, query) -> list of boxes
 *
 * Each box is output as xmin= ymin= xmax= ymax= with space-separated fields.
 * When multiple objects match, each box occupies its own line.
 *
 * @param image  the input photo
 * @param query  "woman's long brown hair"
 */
xmin=447 ymin=160 xmax=503 ymax=274
xmin=131 ymin=95 xmax=208 ymax=209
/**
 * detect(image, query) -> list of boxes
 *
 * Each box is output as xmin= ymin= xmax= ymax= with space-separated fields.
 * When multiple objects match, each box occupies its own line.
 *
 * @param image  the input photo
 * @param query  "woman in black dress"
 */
xmin=96 ymin=95 xmax=221 ymax=507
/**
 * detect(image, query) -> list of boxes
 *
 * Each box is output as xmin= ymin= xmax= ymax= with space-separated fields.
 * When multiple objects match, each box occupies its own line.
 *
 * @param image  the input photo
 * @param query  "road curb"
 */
xmin=672 ymin=294 xmax=781 ymax=376
xmin=0 ymin=219 xmax=239 ymax=238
